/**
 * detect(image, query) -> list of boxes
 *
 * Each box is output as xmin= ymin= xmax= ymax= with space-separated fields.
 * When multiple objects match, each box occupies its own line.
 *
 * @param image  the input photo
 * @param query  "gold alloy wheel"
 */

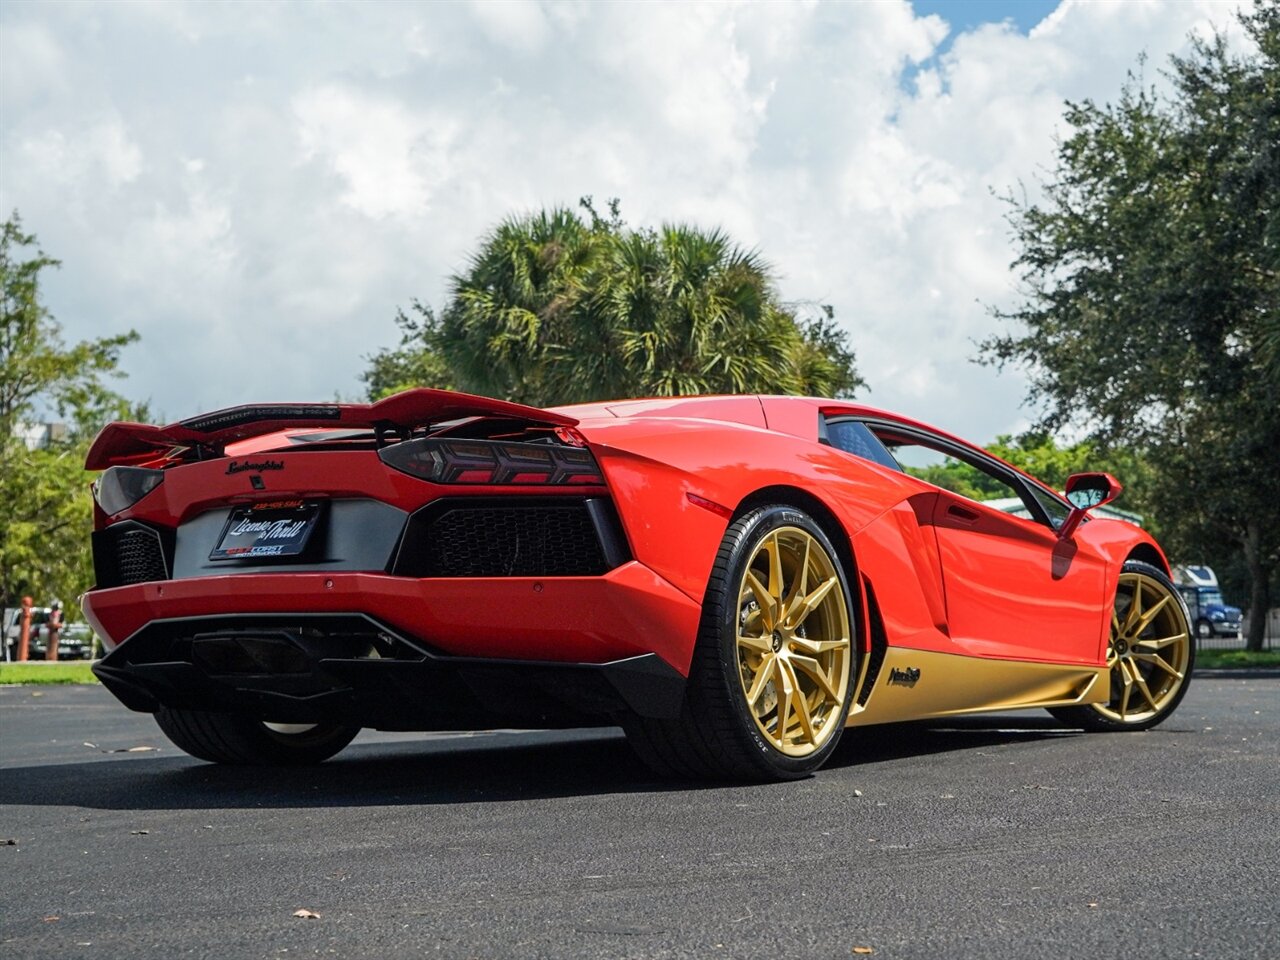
xmin=1094 ymin=571 xmax=1192 ymax=724
xmin=736 ymin=526 xmax=852 ymax=757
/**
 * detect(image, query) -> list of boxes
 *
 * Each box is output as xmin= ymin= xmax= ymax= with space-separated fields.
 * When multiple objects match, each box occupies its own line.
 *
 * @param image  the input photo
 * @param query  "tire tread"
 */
xmin=155 ymin=707 xmax=358 ymax=765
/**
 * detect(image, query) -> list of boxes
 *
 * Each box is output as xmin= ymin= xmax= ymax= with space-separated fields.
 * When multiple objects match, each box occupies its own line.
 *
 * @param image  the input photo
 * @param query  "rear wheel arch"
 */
xmin=734 ymin=485 xmax=860 ymax=596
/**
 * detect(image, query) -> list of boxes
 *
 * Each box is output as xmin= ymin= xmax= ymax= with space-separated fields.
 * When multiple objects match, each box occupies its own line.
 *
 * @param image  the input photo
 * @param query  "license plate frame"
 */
xmin=209 ymin=500 xmax=322 ymax=561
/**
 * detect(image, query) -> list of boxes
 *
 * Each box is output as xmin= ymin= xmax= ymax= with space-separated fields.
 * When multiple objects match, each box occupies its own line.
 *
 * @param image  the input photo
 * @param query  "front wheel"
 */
xmin=624 ymin=504 xmax=857 ymax=781
xmin=155 ymin=707 xmax=359 ymax=764
xmin=1050 ymin=560 xmax=1193 ymax=732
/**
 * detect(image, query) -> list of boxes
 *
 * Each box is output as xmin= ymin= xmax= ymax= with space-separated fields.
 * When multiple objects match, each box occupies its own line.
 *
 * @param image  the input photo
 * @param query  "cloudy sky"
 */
xmin=0 ymin=0 xmax=1254 ymax=443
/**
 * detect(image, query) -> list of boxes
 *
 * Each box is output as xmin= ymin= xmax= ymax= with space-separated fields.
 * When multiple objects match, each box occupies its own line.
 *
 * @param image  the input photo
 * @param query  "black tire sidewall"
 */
xmin=707 ymin=505 xmax=857 ymax=778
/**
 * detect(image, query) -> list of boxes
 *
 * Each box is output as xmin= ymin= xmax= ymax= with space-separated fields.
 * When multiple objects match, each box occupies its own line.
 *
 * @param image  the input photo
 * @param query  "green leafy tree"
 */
xmin=981 ymin=5 xmax=1279 ymax=649
xmin=366 ymin=199 xmax=864 ymax=405
xmin=0 ymin=212 xmax=141 ymax=618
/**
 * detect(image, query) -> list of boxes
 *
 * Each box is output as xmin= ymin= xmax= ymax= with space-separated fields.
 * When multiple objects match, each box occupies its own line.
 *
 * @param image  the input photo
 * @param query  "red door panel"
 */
xmin=930 ymin=491 xmax=1109 ymax=664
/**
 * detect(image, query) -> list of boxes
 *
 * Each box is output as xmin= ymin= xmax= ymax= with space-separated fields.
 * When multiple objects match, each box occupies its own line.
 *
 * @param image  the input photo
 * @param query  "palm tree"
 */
xmin=439 ymin=206 xmax=603 ymax=405
xmin=420 ymin=202 xmax=862 ymax=406
xmin=597 ymin=225 xmax=796 ymax=397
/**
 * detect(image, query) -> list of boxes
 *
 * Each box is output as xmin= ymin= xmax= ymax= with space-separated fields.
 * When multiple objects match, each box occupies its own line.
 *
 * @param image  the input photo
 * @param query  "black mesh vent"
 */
xmin=93 ymin=522 xmax=173 ymax=589
xmin=115 ymin=528 xmax=168 ymax=585
xmin=399 ymin=500 xmax=611 ymax=577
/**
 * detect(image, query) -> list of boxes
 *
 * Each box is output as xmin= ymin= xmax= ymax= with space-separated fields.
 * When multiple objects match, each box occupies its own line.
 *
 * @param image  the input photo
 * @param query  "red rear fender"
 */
xmin=578 ymin=417 xmax=916 ymax=604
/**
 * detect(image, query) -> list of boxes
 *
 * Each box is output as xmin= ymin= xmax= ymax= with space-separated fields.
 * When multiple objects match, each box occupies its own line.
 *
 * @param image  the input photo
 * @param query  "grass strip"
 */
xmin=1195 ymin=649 xmax=1280 ymax=670
xmin=0 ymin=661 xmax=99 ymax=685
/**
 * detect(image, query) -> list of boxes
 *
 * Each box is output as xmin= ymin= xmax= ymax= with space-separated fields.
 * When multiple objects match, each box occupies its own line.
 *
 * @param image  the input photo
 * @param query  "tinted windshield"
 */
xmin=1201 ymin=590 xmax=1225 ymax=606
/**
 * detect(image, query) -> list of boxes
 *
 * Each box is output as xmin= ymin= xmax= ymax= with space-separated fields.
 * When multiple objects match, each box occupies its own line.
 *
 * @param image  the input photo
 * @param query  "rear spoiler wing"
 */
xmin=85 ymin=388 xmax=578 ymax=470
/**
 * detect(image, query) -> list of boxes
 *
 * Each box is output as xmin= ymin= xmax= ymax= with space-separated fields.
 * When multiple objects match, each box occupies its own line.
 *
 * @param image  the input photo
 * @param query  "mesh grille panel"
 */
xmin=116 ymin=529 xmax=168 ymax=585
xmin=422 ymin=504 xmax=607 ymax=577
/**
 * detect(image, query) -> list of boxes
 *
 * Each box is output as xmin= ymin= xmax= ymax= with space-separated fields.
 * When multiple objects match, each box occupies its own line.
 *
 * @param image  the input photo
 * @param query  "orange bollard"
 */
xmin=17 ymin=596 xmax=32 ymax=662
xmin=46 ymin=604 xmax=62 ymax=661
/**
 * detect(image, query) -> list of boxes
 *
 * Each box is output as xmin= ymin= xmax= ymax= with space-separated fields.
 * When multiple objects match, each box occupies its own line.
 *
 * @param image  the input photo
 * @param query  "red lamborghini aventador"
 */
xmin=83 ymin=390 xmax=1193 ymax=780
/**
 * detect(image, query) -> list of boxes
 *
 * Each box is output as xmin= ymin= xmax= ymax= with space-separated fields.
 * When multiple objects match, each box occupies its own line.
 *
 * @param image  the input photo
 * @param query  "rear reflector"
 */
xmin=378 ymin=438 xmax=603 ymax=485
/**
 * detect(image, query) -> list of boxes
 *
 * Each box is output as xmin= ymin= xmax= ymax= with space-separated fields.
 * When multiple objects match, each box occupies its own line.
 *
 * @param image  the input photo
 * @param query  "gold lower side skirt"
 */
xmin=847 ymin=647 xmax=1109 ymax=727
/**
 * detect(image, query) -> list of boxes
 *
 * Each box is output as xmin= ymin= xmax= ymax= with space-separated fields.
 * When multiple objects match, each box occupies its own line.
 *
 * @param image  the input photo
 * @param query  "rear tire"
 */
xmin=624 ymin=504 xmax=857 ymax=781
xmin=155 ymin=707 xmax=359 ymax=765
xmin=1050 ymin=560 xmax=1193 ymax=732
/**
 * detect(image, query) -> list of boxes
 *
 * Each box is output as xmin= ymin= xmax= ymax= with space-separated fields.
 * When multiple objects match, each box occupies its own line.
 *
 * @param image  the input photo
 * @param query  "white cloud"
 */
xmin=294 ymin=84 xmax=456 ymax=220
xmin=0 ymin=0 xmax=1255 ymax=440
xmin=17 ymin=118 xmax=142 ymax=191
xmin=467 ymin=0 xmax=553 ymax=53
xmin=0 ymin=19 xmax=65 ymax=106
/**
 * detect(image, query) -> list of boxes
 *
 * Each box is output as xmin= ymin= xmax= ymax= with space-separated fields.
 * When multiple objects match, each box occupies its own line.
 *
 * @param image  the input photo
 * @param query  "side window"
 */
xmin=824 ymin=418 xmax=903 ymax=472
xmin=867 ymin=426 xmax=1052 ymax=528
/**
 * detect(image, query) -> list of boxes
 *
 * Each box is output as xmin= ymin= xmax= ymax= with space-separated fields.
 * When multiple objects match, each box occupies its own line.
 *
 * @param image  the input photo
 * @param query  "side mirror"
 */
xmin=1058 ymin=472 xmax=1123 ymax=540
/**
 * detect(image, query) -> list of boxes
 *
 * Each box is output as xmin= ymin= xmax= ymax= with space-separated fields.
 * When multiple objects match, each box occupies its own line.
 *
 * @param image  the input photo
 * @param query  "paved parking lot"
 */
xmin=2 ymin=678 xmax=1277 ymax=959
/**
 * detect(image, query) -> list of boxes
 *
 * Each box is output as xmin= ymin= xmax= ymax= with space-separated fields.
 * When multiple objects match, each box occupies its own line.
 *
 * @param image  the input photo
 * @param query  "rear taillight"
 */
xmin=93 ymin=466 xmax=165 ymax=515
xmin=378 ymin=438 xmax=603 ymax=485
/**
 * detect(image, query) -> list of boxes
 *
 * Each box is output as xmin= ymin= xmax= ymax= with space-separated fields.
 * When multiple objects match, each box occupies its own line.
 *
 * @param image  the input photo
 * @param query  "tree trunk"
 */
xmin=1243 ymin=520 xmax=1270 ymax=653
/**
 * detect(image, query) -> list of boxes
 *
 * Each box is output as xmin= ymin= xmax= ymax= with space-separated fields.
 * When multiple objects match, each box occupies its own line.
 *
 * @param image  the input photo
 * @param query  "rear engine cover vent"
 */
xmin=396 ymin=498 xmax=619 ymax=578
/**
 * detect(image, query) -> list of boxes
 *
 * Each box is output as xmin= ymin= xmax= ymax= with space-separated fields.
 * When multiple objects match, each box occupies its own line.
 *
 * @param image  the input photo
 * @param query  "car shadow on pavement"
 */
xmin=827 ymin=714 xmax=1077 ymax=771
xmin=0 ymin=714 xmax=1080 ymax=811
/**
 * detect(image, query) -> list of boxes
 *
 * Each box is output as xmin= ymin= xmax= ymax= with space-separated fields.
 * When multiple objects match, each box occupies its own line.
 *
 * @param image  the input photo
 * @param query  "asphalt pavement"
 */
xmin=1 ymin=678 xmax=1277 ymax=959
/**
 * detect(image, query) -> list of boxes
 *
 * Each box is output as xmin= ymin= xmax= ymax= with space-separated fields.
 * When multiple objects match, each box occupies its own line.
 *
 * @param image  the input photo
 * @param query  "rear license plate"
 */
xmin=210 ymin=500 xmax=321 ymax=561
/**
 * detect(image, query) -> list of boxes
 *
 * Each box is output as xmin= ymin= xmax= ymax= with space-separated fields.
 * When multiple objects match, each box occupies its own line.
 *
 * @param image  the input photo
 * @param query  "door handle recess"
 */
xmin=946 ymin=504 xmax=980 ymax=523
